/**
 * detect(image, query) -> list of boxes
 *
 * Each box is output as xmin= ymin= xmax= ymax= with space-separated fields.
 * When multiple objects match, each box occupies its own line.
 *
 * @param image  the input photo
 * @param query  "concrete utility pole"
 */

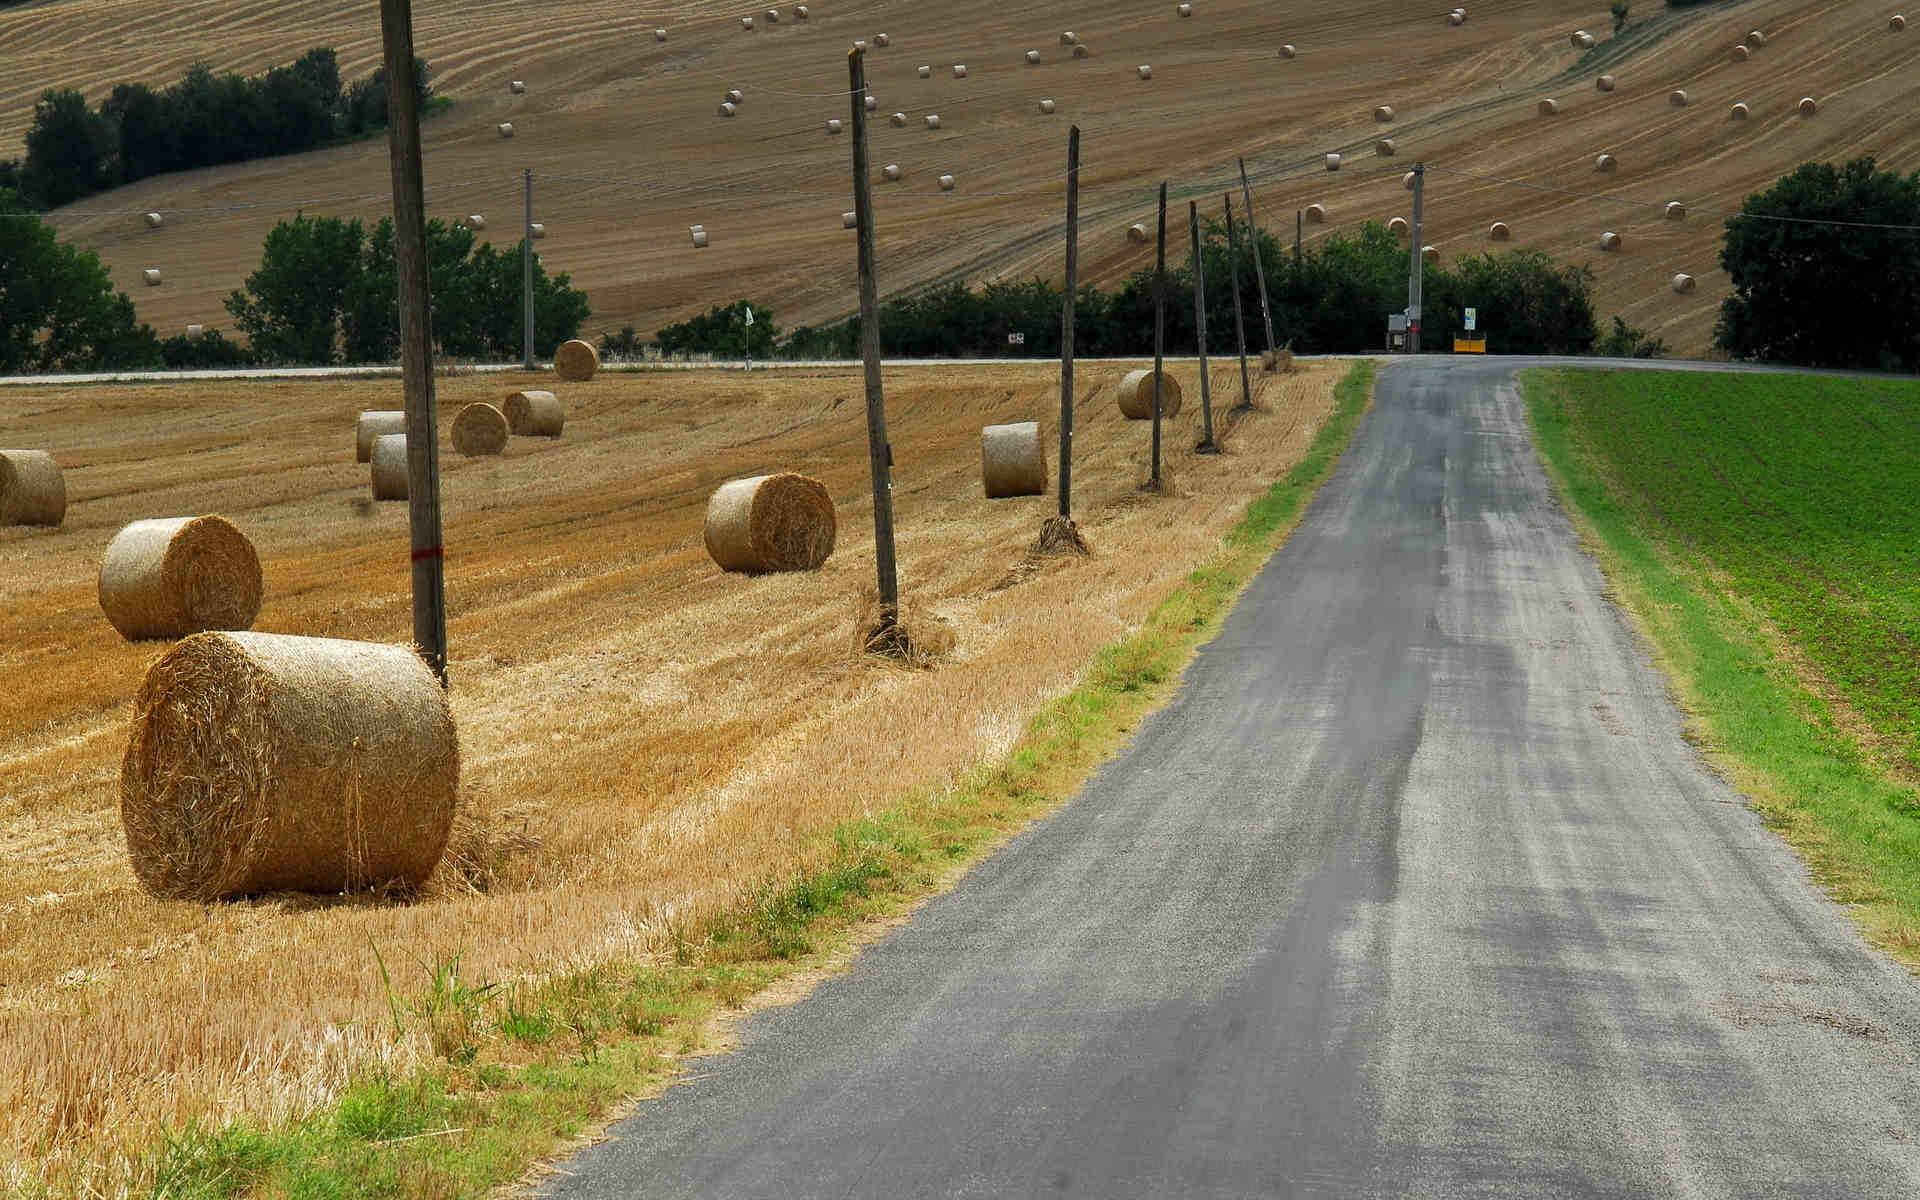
xmin=1223 ymin=194 xmax=1253 ymax=413
xmin=848 ymin=47 xmax=900 ymax=629
xmin=1408 ymin=162 xmax=1426 ymax=355
xmin=378 ymin=0 xmax=448 ymax=685
xmin=1237 ymin=157 xmax=1277 ymax=365
xmin=1189 ymin=200 xmax=1216 ymax=453
xmin=1150 ymin=181 xmax=1167 ymax=492
xmin=522 ymin=168 xmax=535 ymax=371
xmin=1058 ymin=125 xmax=1080 ymax=520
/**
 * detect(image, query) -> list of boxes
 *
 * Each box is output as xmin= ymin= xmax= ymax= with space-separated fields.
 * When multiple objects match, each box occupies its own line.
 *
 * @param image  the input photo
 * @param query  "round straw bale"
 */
xmin=953 ymin=64 xmax=968 ymax=78
xmin=120 ymin=631 xmax=457 ymax=900
xmin=1798 ymin=96 xmax=1819 ymax=116
xmin=1746 ymin=29 xmax=1766 ymax=47
xmin=1026 ymin=50 xmax=1042 ymax=64
xmin=1073 ymin=44 xmax=1092 ymax=59
xmin=99 ymin=516 xmax=262 ymax=641
xmin=186 ymin=323 xmax=204 ymax=336
xmin=1489 ymin=221 xmax=1511 ymax=241
xmin=504 ymin=390 xmax=565 ymax=436
xmin=1600 ymin=230 xmax=1622 ymax=251
xmin=452 ymin=403 xmax=509 ymax=457
xmin=467 ymin=214 xmax=487 ymax=230
xmin=371 ymin=434 xmax=409 ymax=501
xmin=1571 ymin=30 xmax=1595 ymax=49
xmin=741 ymin=16 xmax=754 ymax=29
xmin=1326 ymin=152 xmax=1343 ymax=171
xmin=1280 ymin=44 xmax=1297 ymax=59
xmin=1449 ymin=10 xmax=1466 ymax=26
xmin=1672 ymin=273 xmax=1696 ymax=294
xmin=554 ymin=339 xmax=599 ymax=382
xmin=939 ymin=174 xmax=956 ymax=191
xmin=883 ymin=163 xmax=903 ymax=181
xmin=1665 ymin=200 xmax=1687 ymax=221
xmin=890 ymin=111 xmax=907 ymax=127
xmin=1061 ymin=31 xmax=1078 ymax=44
xmin=143 ymin=269 xmax=163 ymax=286
xmin=719 ymin=102 xmax=736 ymax=117
xmin=1538 ymin=97 xmax=1560 ymax=115
xmin=865 ymin=95 xmax=879 ymax=112
xmin=1375 ymin=105 xmax=1395 ymax=122
xmin=827 ymin=118 xmax=844 ymax=134
xmin=1422 ymin=245 xmax=1440 ymax=264
xmin=1669 ymin=89 xmax=1690 ymax=107
xmin=1595 ymin=153 xmax=1618 ymax=173
xmin=1375 ymin=138 xmax=1398 ymax=156
xmin=355 ymin=410 xmax=407 ymax=463
xmin=704 ymin=473 xmax=836 ymax=573
xmin=1305 ymin=203 xmax=1326 ymax=224
xmin=874 ymin=32 xmax=889 ymax=46
xmin=766 ymin=8 xmax=780 ymax=22
xmin=1178 ymin=2 xmax=1192 ymax=16
xmin=796 ymin=6 xmax=809 ymax=18
xmin=1403 ymin=171 xmax=1418 ymax=191
xmin=1128 ymin=222 xmax=1150 ymax=243
xmin=0 ymin=450 xmax=66 ymax=527
xmin=498 ymin=121 xmax=515 ymax=137
xmin=1138 ymin=65 xmax=1153 ymax=80
xmin=1040 ymin=98 xmax=1057 ymax=113
xmin=1388 ymin=216 xmax=1410 ymax=236
xmin=981 ymin=421 xmax=1047 ymax=498
xmin=1116 ymin=368 xmax=1183 ymax=420
xmin=691 ymin=228 xmax=710 ymax=248
xmin=925 ymin=113 xmax=941 ymax=129
xmin=727 ymin=89 xmax=744 ymax=104
xmin=1731 ymin=44 xmax=1750 ymax=62
xmin=144 ymin=211 xmax=163 ymax=229
xmin=1596 ymin=73 xmax=1616 ymax=92
xmin=1730 ymin=102 xmax=1751 ymax=120
xmin=1892 ymin=15 xmax=1907 ymax=31
xmin=530 ymin=222 xmax=547 ymax=239
xmin=853 ymin=39 xmax=867 ymax=49
xmin=918 ymin=64 xmax=932 ymax=77
xmin=654 ymin=27 xmax=667 ymax=41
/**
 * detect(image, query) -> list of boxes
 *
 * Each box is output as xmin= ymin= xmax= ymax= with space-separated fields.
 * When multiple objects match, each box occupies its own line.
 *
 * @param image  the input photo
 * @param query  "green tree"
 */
xmin=225 ymin=213 xmax=367 ymax=362
xmin=657 ymin=301 xmax=777 ymax=358
xmin=1714 ymin=157 xmax=1920 ymax=370
xmin=1596 ymin=315 xmax=1669 ymax=358
xmin=18 ymin=89 xmax=116 ymax=208
xmin=0 ymin=189 xmax=160 ymax=371
xmin=1611 ymin=1 xmax=1631 ymax=34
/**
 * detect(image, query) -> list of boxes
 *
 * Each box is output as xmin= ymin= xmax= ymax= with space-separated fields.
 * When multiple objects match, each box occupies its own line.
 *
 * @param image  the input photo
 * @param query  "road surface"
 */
xmin=544 ymin=358 xmax=1920 ymax=1199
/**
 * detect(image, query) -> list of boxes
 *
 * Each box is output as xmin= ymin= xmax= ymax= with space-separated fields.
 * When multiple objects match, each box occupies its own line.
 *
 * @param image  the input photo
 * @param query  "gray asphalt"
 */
xmin=545 ymin=358 xmax=1920 ymax=1199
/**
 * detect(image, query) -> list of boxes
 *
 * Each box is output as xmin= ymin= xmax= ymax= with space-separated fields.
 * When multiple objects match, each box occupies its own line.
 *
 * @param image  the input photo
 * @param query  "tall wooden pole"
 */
xmin=522 ymin=168 xmax=535 ymax=371
xmin=1149 ymin=181 xmax=1167 ymax=492
xmin=378 ymin=0 xmax=448 ymax=685
xmin=1223 ymin=194 xmax=1254 ymax=415
xmin=1189 ymin=200 xmax=1216 ymax=453
xmin=849 ymin=48 xmax=899 ymax=627
xmin=1237 ymin=157 xmax=1278 ymax=366
xmin=1408 ymin=162 xmax=1426 ymax=355
xmin=1295 ymin=208 xmax=1303 ymax=264
xmin=1058 ymin=126 xmax=1079 ymax=520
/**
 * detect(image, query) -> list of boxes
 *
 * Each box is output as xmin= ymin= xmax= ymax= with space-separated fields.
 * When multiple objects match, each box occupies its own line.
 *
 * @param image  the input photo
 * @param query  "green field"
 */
xmin=1526 ymin=367 xmax=1920 ymax=958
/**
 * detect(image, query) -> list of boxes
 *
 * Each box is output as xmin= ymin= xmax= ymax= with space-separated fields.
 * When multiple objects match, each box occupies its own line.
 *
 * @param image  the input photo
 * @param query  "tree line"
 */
xmin=0 ymin=49 xmax=438 ymax=211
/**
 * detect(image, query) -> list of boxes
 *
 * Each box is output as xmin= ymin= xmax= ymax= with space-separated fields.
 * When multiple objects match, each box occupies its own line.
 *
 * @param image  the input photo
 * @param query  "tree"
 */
xmin=1596 ymin=315 xmax=1669 ymax=359
xmin=0 ymin=189 xmax=160 ymax=371
xmin=657 ymin=301 xmax=777 ymax=358
xmin=18 ymin=90 xmax=116 ymax=208
xmin=1714 ymin=157 xmax=1920 ymax=370
xmin=1611 ymin=1 xmax=1631 ymax=34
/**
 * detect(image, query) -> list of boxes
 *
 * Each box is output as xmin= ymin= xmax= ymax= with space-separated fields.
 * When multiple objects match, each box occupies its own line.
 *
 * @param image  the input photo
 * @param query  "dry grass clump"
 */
xmin=120 ymin=632 xmax=459 ymax=900
xmin=855 ymin=588 xmax=957 ymax=668
xmin=704 ymin=473 xmax=836 ymax=572
xmin=0 ymin=449 xmax=66 ymax=527
xmin=1034 ymin=514 xmax=1090 ymax=556
xmin=1117 ymin=368 xmax=1184 ymax=419
xmin=98 ymin=516 xmax=262 ymax=641
xmin=981 ymin=421 xmax=1047 ymax=498
xmin=504 ymin=391 xmax=565 ymax=437
xmin=452 ymin=403 xmax=510 ymax=457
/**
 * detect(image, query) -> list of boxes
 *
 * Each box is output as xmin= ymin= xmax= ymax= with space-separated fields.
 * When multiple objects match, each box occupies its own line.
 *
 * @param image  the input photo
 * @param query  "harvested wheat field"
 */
xmin=0 ymin=359 xmax=1341 ymax=1192
xmin=7 ymin=0 xmax=1916 ymax=358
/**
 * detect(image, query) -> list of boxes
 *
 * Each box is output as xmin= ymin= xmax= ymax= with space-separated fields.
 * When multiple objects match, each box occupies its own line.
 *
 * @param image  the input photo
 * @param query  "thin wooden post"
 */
xmin=522 ymin=168 xmax=535 ymax=371
xmin=849 ymin=48 xmax=899 ymax=628
xmin=378 ymin=0 xmax=448 ymax=685
xmin=1295 ymin=209 xmax=1303 ymax=264
xmin=1223 ymin=194 xmax=1254 ymax=414
xmin=1058 ymin=125 xmax=1079 ymax=520
xmin=1237 ymin=157 xmax=1277 ymax=366
xmin=1150 ymin=181 xmax=1167 ymax=492
xmin=1190 ymin=200 xmax=1216 ymax=453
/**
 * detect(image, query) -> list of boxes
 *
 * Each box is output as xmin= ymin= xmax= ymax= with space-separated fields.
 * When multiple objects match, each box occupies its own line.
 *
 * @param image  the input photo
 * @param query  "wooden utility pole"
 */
xmin=378 ymin=0 xmax=448 ymax=685
xmin=522 ymin=168 xmax=536 ymax=371
xmin=1223 ymin=194 xmax=1254 ymax=414
xmin=1058 ymin=125 xmax=1080 ymax=521
xmin=1408 ymin=162 xmax=1426 ymax=355
xmin=849 ymin=48 xmax=900 ymax=629
xmin=1189 ymin=201 xmax=1216 ymax=453
xmin=1149 ymin=181 xmax=1167 ymax=492
xmin=1237 ymin=158 xmax=1278 ymax=366
xmin=1295 ymin=209 xmax=1303 ymax=265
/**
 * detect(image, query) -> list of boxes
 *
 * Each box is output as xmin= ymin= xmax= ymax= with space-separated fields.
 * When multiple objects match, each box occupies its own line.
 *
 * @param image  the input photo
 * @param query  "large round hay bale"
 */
xmin=1325 ymin=152 xmax=1342 ymax=171
xmin=452 ymin=403 xmax=509 ymax=457
xmin=1892 ymin=15 xmax=1908 ymax=32
xmin=1279 ymin=44 xmax=1297 ymax=59
xmin=1538 ymin=97 xmax=1560 ymax=116
xmin=1488 ymin=221 xmax=1512 ymax=241
xmin=554 ymin=339 xmax=599 ymax=381
xmin=355 ymin=411 xmax=406 ymax=463
xmin=371 ymin=434 xmax=409 ymax=501
xmin=1665 ymin=200 xmax=1687 ymax=221
xmin=1730 ymin=102 xmax=1751 ymax=121
xmin=703 ymin=473 xmax=836 ymax=573
xmin=120 ymin=631 xmax=458 ymax=900
xmin=1117 ymin=368 xmax=1183 ymax=420
xmin=1571 ymin=30 xmax=1595 ymax=48
xmin=99 ymin=516 xmax=262 ymax=641
xmin=1304 ymin=203 xmax=1326 ymax=224
xmin=0 ymin=449 xmax=66 ymax=527
xmin=1128 ymin=222 xmax=1150 ymax=243
xmin=1374 ymin=138 xmax=1398 ymax=157
xmin=1746 ymin=29 xmax=1766 ymax=47
xmin=1422 ymin=244 xmax=1440 ymax=265
xmin=1672 ymin=273 xmax=1697 ymax=294
xmin=1798 ymin=96 xmax=1819 ymax=116
xmin=1388 ymin=216 xmax=1410 ymax=237
xmin=1374 ymin=105 xmax=1395 ymax=122
xmin=1595 ymin=153 xmax=1618 ymax=173
xmin=504 ymin=390 xmax=565 ymax=437
xmin=1600 ymin=230 xmax=1623 ymax=252
xmin=1596 ymin=73 xmax=1616 ymax=92
xmin=981 ymin=421 xmax=1047 ymax=498
xmin=1669 ymin=89 xmax=1691 ymax=107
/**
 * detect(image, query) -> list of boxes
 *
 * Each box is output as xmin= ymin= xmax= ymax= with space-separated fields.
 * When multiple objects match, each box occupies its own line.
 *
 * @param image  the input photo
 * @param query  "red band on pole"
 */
xmin=411 ymin=546 xmax=444 ymax=563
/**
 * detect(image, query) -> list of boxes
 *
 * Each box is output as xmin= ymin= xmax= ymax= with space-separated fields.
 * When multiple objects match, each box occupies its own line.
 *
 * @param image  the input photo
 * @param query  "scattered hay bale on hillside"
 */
xmin=741 ymin=15 xmax=753 ymax=29
xmin=727 ymin=89 xmax=744 ymax=104
xmin=765 ymin=9 xmax=779 ymax=23
xmin=1061 ymin=31 xmax=1078 ymax=45
xmin=370 ymin=434 xmax=409 ymax=501
xmin=504 ymin=390 xmax=565 ymax=436
xmin=0 ymin=450 xmax=65 ymax=528
xmin=1375 ymin=105 xmax=1395 ymax=122
xmin=1325 ymin=152 xmax=1343 ymax=171
xmin=939 ymin=174 xmax=956 ymax=191
xmin=883 ymin=163 xmax=903 ymax=181
xmin=143 ymin=269 xmax=163 ymax=286
xmin=1138 ymin=64 xmax=1154 ymax=80
xmin=355 ymin=411 xmax=407 ymax=463
xmin=1730 ymin=102 xmax=1751 ymax=120
xmin=1026 ymin=50 xmax=1042 ymax=64
xmin=925 ymin=114 xmax=942 ymax=129
xmin=554 ymin=339 xmax=599 ymax=381
xmin=1128 ymin=222 xmax=1150 ymax=243
xmin=827 ymin=118 xmax=844 ymax=134
xmin=1600 ymin=230 xmax=1622 ymax=251
xmin=865 ymin=95 xmax=879 ymax=112
xmin=466 ymin=214 xmax=487 ymax=230
xmin=1595 ymin=153 xmax=1618 ymax=173
xmin=1388 ymin=216 xmax=1410 ymax=237
xmin=654 ymin=27 xmax=667 ymax=41
xmin=1039 ymin=98 xmax=1057 ymax=113
xmin=1746 ymin=29 xmax=1766 ymax=47
xmin=1304 ymin=203 xmax=1326 ymax=224
xmin=842 ymin=211 xmax=857 ymax=229
xmin=795 ymin=5 xmax=809 ymax=18
xmin=719 ymin=102 xmax=736 ymax=117
xmin=704 ymin=473 xmax=836 ymax=573
xmin=1488 ymin=221 xmax=1511 ymax=241
xmin=1669 ymin=89 xmax=1691 ymax=107
xmin=1731 ymin=44 xmax=1751 ymax=62
xmin=144 ymin=211 xmax=163 ymax=229
xmin=890 ymin=111 xmax=907 ymax=127
xmin=530 ymin=222 xmax=547 ymax=239
xmin=1892 ymin=15 xmax=1908 ymax=32
xmin=452 ymin=403 xmax=509 ymax=457
xmin=918 ymin=64 xmax=932 ymax=77
xmin=1538 ymin=97 xmax=1560 ymax=116
xmin=1422 ymin=245 xmax=1440 ymax=264
xmin=874 ymin=32 xmax=890 ymax=46
xmin=1596 ymin=73 xmax=1616 ymax=92
xmin=497 ymin=121 xmax=516 ymax=137
xmin=1073 ymin=44 xmax=1092 ymax=59
xmin=1672 ymin=273 xmax=1697 ymax=294
xmin=981 ymin=421 xmax=1047 ymax=498
xmin=186 ymin=323 xmax=204 ymax=336
xmin=1449 ymin=9 xmax=1466 ymax=26
xmin=1570 ymin=30 xmax=1595 ymax=48
xmin=1798 ymin=96 xmax=1819 ymax=116
xmin=1375 ymin=138 xmax=1398 ymax=156
xmin=1279 ymin=44 xmax=1298 ymax=59
xmin=119 ymin=631 xmax=458 ymax=900
xmin=1403 ymin=171 xmax=1418 ymax=190
xmin=1117 ymin=368 xmax=1183 ymax=419
xmin=99 ymin=516 xmax=262 ymax=641
xmin=1178 ymin=2 xmax=1193 ymax=16
xmin=1665 ymin=201 xmax=1687 ymax=221
xmin=953 ymin=64 xmax=968 ymax=78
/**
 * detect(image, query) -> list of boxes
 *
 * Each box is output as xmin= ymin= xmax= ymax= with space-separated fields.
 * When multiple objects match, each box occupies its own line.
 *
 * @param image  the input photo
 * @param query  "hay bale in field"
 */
xmin=1596 ymin=73 xmax=1616 ymax=92
xmin=719 ymin=102 xmax=736 ymax=118
xmin=1449 ymin=10 xmax=1466 ymax=26
xmin=144 ymin=211 xmax=163 ymax=229
xmin=654 ymin=27 xmax=667 ymax=41
xmin=841 ymin=210 xmax=859 ymax=229
xmin=186 ymin=323 xmax=204 ymax=336
xmin=741 ymin=15 xmax=754 ymax=29
xmin=1731 ymin=44 xmax=1751 ymax=62
xmin=890 ymin=111 xmax=907 ymax=127
xmin=1798 ymin=96 xmax=1819 ymax=116
xmin=1027 ymin=50 xmax=1042 ymax=64
xmin=953 ymin=64 xmax=968 ymax=78
xmin=1665 ymin=200 xmax=1687 ymax=221
xmin=766 ymin=8 xmax=780 ymax=22
xmin=1595 ymin=153 xmax=1618 ymax=173
xmin=1375 ymin=138 xmax=1398 ymax=156
xmin=1746 ymin=29 xmax=1766 ymax=47
xmin=1404 ymin=171 xmax=1418 ymax=190
xmin=1489 ymin=221 xmax=1511 ymax=241
xmin=1117 ymin=368 xmax=1183 ymax=419
xmin=1178 ymin=2 xmax=1193 ymax=15
xmin=1325 ymin=152 xmax=1343 ymax=171
xmin=1073 ymin=44 xmax=1092 ymax=59
xmin=119 ymin=631 xmax=458 ymax=900
xmin=1538 ymin=97 xmax=1560 ymax=115
xmin=1279 ymin=44 xmax=1297 ymax=59
xmin=1600 ymin=230 xmax=1622 ymax=251
xmin=1039 ymin=98 xmax=1057 ymax=113
xmin=1138 ymin=64 xmax=1154 ymax=79
xmin=504 ymin=389 xmax=565 ymax=436
xmin=143 ymin=269 xmax=162 ymax=286
xmin=452 ymin=403 xmax=509 ymax=457
xmin=1375 ymin=105 xmax=1395 ymax=122
xmin=510 ymin=80 xmax=526 ymax=94
xmin=370 ymin=434 xmax=409 ymax=500
xmin=1422 ymin=244 xmax=1440 ymax=264
xmin=1571 ymin=30 xmax=1595 ymax=49
xmin=1892 ymin=15 xmax=1907 ymax=32
xmin=495 ymin=119 xmax=514 ymax=136
xmin=1669 ymin=89 xmax=1690 ymax=107
xmin=1061 ymin=31 xmax=1078 ymax=45
xmin=827 ymin=118 xmax=844 ymax=134
xmin=1388 ymin=216 xmax=1410 ymax=236
xmin=918 ymin=64 xmax=932 ymax=77
xmin=981 ymin=421 xmax=1047 ymax=498
xmin=355 ymin=411 xmax=407 ymax=463
xmin=795 ymin=4 xmax=809 ymax=17
xmin=1305 ymin=203 xmax=1326 ymax=223
xmin=554 ymin=339 xmax=599 ymax=381
xmin=1672 ymin=273 xmax=1696 ymax=294
xmin=865 ymin=95 xmax=879 ymax=112
xmin=1128 ymin=222 xmax=1150 ymax=243
xmin=883 ymin=163 xmax=903 ymax=181
xmin=530 ymin=222 xmax=547 ymax=239
xmin=939 ymin=174 xmax=956 ymax=191
xmin=467 ymin=214 xmax=487 ymax=230
xmin=704 ymin=473 xmax=836 ymax=573
xmin=925 ymin=113 xmax=941 ymax=129
xmin=99 ymin=516 xmax=262 ymax=641
xmin=727 ymin=89 xmax=744 ymax=104
xmin=1730 ymin=102 xmax=1751 ymax=120
xmin=874 ymin=32 xmax=890 ymax=46
xmin=0 ymin=450 xmax=65 ymax=527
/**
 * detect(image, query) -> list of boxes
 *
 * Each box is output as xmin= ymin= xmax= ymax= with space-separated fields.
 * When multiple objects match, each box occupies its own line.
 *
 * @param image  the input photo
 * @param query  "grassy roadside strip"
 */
xmin=124 ymin=359 xmax=1378 ymax=1200
xmin=1523 ymin=368 xmax=1920 ymax=969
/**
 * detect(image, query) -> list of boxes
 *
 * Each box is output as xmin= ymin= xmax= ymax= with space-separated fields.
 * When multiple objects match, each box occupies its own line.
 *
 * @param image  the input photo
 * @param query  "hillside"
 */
xmin=5 ymin=0 xmax=1917 ymax=357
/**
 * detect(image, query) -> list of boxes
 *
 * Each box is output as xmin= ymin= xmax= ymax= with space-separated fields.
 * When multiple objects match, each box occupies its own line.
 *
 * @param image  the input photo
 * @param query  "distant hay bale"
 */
xmin=1422 ymin=244 xmax=1439 ymax=264
xmin=355 ymin=411 xmax=406 ymax=463
xmin=185 ymin=323 xmax=204 ymax=336
xmin=1073 ymin=44 xmax=1092 ymax=59
xmin=883 ymin=163 xmax=903 ymax=181
xmin=1595 ymin=153 xmax=1618 ymax=173
xmin=741 ymin=15 xmax=754 ymax=29
xmin=504 ymin=389 xmax=565 ymax=436
xmin=1326 ymin=152 xmax=1343 ymax=171
xmin=1600 ymin=230 xmax=1622 ymax=251
xmin=1178 ymin=2 xmax=1193 ymax=15
xmin=1279 ymin=44 xmax=1297 ymax=59
xmin=509 ymin=80 xmax=526 ymax=94
xmin=842 ymin=210 xmax=857 ymax=228
xmin=144 ymin=211 xmax=163 ymax=229
xmin=1128 ymin=222 xmax=1150 ymax=243
xmin=953 ymin=64 xmax=968 ymax=78
xmin=1026 ymin=50 xmax=1041 ymax=64
xmin=143 ymin=269 xmax=162 ymax=286
xmin=1388 ymin=216 xmax=1410 ymax=236
xmin=1039 ymin=98 xmax=1057 ymax=113
xmin=654 ymin=27 xmax=667 ymax=41
xmin=466 ymin=214 xmax=487 ymax=230
xmin=99 ymin=516 xmax=262 ymax=641
xmin=704 ymin=473 xmax=836 ymax=573
xmin=890 ymin=111 xmax=907 ymax=127
xmin=119 ymin=631 xmax=458 ymax=900
xmin=1538 ymin=97 xmax=1560 ymax=115
xmin=918 ymin=64 xmax=932 ymax=77
xmin=1893 ymin=15 xmax=1908 ymax=31
xmin=452 ymin=403 xmax=509 ymax=457
xmin=1304 ymin=203 xmax=1326 ymax=223
xmin=1596 ymin=73 xmax=1616 ymax=92
xmin=530 ymin=222 xmax=547 ymax=239
xmin=1798 ymin=96 xmax=1819 ymax=116
xmin=1117 ymin=368 xmax=1183 ymax=419
xmin=1672 ymin=272 xmax=1696 ymax=294
xmin=865 ymin=95 xmax=879 ymax=112
xmin=370 ymin=434 xmax=409 ymax=501
xmin=727 ymin=89 xmax=744 ymax=104
xmin=827 ymin=118 xmax=844 ymax=134
xmin=1449 ymin=10 xmax=1466 ymax=26
xmin=1731 ymin=44 xmax=1750 ymax=62
xmin=719 ymin=102 xmax=736 ymax=117
xmin=1669 ymin=89 xmax=1690 ymax=107
xmin=1403 ymin=171 xmax=1418 ymax=190
xmin=1138 ymin=64 xmax=1153 ymax=79
xmin=1375 ymin=138 xmax=1398 ymax=156
xmin=981 ymin=421 xmax=1047 ymax=498
xmin=853 ymin=39 xmax=867 ymax=49
xmin=766 ymin=8 xmax=780 ymax=22
xmin=691 ymin=224 xmax=710 ymax=248
xmin=1061 ymin=31 xmax=1078 ymax=45
xmin=939 ymin=173 xmax=956 ymax=191
xmin=1571 ymin=30 xmax=1595 ymax=49
xmin=925 ymin=113 xmax=941 ymax=129
xmin=874 ymin=32 xmax=890 ymax=46
xmin=1746 ymin=29 xmax=1766 ymax=47
xmin=0 ymin=450 xmax=65 ymax=527
xmin=554 ymin=339 xmax=599 ymax=382
xmin=1665 ymin=200 xmax=1687 ymax=221
xmin=1374 ymin=105 xmax=1395 ymax=122
xmin=1488 ymin=221 xmax=1511 ymax=241
xmin=1730 ymin=102 xmax=1751 ymax=120
xmin=795 ymin=5 xmax=809 ymax=18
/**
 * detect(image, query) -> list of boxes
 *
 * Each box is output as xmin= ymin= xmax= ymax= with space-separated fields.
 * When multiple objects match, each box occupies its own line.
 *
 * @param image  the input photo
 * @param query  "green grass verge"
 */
xmin=1524 ymin=367 xmax=1920 ymax=964
xmin=121 ymin=359 xmax=1378 ymax=1200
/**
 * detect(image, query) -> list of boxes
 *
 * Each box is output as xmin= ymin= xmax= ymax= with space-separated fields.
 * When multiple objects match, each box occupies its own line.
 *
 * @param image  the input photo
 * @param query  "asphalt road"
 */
xmin=545 ymin=358 xmax=1920 ymax=1199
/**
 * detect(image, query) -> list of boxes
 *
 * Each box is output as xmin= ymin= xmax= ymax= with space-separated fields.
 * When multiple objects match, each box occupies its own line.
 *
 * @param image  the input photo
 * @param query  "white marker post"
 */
xmin=744 ymin=304 xmax=755 ymax=372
